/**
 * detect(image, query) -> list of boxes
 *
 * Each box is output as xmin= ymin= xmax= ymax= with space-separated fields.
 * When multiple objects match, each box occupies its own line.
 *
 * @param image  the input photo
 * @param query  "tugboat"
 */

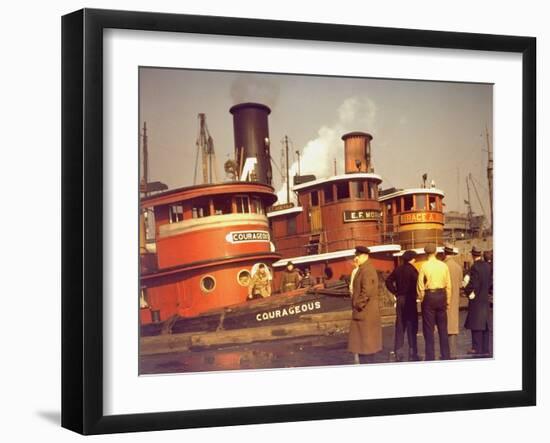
xmin=138 ymin=101 xmax=449 ymax=358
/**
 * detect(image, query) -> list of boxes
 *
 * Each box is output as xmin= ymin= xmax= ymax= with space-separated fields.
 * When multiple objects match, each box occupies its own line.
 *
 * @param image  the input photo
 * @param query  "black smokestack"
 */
xmin=229 ymin=102 xmax=272 ymax=186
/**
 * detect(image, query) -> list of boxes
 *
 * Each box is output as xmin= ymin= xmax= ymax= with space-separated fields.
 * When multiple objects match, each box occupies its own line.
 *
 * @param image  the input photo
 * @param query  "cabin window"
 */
xmin=416 ymin=194 xmax=426 ymax=211
xmin=336 ymin=182 xmax=350 ymax=200
xmin=311 ymin=191 xmax=319 ymax=206
xmin=235 ymin=195 xmax=250 ymax=213
xmin=168 ymin=204 xmax=183 ymax=223
xmin=287 ymin=215 xmax=297 ymax=235
xmin=213 ymin=196 xmax=232 ymax=215
xmin=237 ymin=270 xmax=251 ymax=287
xmin=252 ymin=197 xmax=264 ymax=214
xmin=429 ymin=195 xmax=437 ymax=211
xmin=403 ymin=195 xmax=414 ymax=211
xmin=200 ymin=275 xmax=216 ymax=293
xmin=323 ymin=184 xmax=334 ymax=203
xmin=367 ymin=182 xmax=377 ymax=199
xmin=350 ymin=180 xmax=365 ymax=199
xmin=192 ymin=199 xmax=211 ymax=218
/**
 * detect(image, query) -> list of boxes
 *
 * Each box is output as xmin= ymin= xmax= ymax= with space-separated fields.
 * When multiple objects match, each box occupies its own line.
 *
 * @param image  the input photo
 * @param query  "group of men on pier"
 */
xmin=349 ymin=243 xmax=493 ymax=363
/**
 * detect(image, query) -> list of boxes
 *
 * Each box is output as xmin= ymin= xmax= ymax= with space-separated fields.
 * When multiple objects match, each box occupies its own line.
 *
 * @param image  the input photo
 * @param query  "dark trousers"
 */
xmin=358 ymin=353 xmax=376 ymax=364
xmin=394 ymin=296 xmax=418 ymax=357
xmin=471 ymin=329 xmax=490 ymax=354
xmin=422 ymin=291 xmax=450 ymax=360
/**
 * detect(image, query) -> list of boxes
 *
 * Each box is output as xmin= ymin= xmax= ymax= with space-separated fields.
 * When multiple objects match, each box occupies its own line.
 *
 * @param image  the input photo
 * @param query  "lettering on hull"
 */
xmin=399 ymin=211 xmax=444 ymax=225
xmin=255 ymin=301 xmax=322 ymax=322
xmin=343 ymin=209 xmax=381 ymax=223
xmin=226 ymin=230 xmax=271 ymax=243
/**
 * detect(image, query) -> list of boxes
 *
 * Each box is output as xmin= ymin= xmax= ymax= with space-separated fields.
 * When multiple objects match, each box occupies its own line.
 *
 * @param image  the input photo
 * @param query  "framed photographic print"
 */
xmin=61 ymin=8 xmax=536 ymax=435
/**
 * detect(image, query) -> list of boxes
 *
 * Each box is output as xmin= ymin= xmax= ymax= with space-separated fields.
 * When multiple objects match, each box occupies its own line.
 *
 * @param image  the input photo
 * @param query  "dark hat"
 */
xmin=354 ymin=245 xmax=370 ymax=255
xmin=471 ymin=246 xmax=482 ymax=256
xmin=286 ymin=261 xmax=294 ymax=267
xmin=424 ymin=243 xmax=437 ymax=254
xmin=402 ymin=250 xmax=417 ymax=262
xmin=443 ymin=243 xmax=456 ymax=255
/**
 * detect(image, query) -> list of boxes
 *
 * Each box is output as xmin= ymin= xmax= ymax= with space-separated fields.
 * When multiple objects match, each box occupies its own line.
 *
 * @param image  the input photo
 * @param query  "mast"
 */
xmin=485 ymin=125 xmax=493 ymax=234
xmin=284 ymin=135 xmax=290 ymax=203
xmin=195 ymin=113 xmax=218 ymax=185
xmin=465 ymin=176 xmax=473 ymax=235
xmin=142 ymin=121 xmax=148 ymax=197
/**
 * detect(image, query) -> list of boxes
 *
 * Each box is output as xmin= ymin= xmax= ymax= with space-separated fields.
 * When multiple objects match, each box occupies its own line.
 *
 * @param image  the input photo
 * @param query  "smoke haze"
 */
xmin=276 ymin=97 xmax=377 ymax=203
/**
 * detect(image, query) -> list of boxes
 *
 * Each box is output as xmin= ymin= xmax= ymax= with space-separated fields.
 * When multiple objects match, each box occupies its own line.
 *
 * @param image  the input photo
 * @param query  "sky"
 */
xmin=139 ymin=67 xmax=493 ymax=216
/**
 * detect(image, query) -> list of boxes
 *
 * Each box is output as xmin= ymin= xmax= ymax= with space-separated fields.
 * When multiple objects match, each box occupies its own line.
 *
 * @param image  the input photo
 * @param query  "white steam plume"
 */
xmin=276 ymin=97 xmax=377 ymax=203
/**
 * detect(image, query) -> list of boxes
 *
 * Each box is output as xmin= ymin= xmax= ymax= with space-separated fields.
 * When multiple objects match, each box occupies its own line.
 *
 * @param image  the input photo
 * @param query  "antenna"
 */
xmin=284 ymin=135 xmax=290 ymax=203
xmin=485 ymin=125 xmax=493 ymax=234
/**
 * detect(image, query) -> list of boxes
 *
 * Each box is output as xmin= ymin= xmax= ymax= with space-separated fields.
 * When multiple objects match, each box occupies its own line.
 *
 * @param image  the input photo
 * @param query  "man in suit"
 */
xmin=348 ymin=246 xmax=382 ymax=364
xmin=442 ymin=244 xmax=463 ymax=358
xmin=417 ymin=243 xmax=451 ymax=361
xmin=464 ymin=246 xmax=492 ymax=356
xmin=385 ymin=250 xmax=420 ymax=361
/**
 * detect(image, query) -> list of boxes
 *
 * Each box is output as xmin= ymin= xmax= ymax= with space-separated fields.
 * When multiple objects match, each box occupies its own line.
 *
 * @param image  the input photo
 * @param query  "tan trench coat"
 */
xmin=347 ymin=261 xmax=382 ymax=355
xmin=445 ymin=256 xmax=462 ymax=335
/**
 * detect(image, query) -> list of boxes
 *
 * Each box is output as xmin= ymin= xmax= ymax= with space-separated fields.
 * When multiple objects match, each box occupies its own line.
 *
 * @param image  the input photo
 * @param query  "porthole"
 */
xmin=237 ymin=269 xmax=251 ymax=287
xmin=200 ymin=275 xmax=216 ymax=293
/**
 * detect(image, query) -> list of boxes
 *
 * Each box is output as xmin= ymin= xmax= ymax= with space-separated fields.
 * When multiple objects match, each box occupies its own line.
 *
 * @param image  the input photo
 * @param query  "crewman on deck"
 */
xmin=385 ymin=250 xmax=420 ymax=361
xmin=248 ymin=264 xmax=272 ymax=300
xmin=280 ymin=261 xmax=302 ymax=293
xmin=442 ymin=243 xmax=463 ymax=358
xmin=300 ymin=268 xmax=314 ymax=288
xmin=417 ymin=244 xmax=451 ymax=360
xmin=348 ymin=246 xmax=382 ymax=364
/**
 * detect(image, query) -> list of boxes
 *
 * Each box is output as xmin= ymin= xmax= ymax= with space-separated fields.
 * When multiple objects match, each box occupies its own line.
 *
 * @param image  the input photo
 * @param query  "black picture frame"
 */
xmin=61 ymin=8 xmax=536 ymax=435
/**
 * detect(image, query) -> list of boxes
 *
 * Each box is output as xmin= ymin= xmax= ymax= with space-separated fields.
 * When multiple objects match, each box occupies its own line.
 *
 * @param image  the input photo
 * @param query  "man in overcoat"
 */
xmin=464 ymin=246 xmax=492 ymax=356
xmin=385 ymin=250 xmax=419 ymax=361
xmin=348 ymin=246 xmax=382 ymax=363
xmin=443 ymin=244 xmax=463 ymax=358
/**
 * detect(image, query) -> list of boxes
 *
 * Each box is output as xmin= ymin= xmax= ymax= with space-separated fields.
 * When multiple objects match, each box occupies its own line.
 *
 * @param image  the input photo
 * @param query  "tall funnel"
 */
xmin=230 ymin=102 xmax=272 ymax=185
xmin=342 ymin=131 xmax=373 ymax=174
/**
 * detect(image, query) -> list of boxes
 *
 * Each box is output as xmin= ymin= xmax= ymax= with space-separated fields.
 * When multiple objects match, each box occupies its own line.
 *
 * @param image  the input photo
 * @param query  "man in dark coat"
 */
xmin=464 ymin=246 xmax=492 ymax=356
xmin=280 ymin=261 xmax=301 ymax=293
xmin=348 ymin=246 xmax=382 ymax=363
xmin=385 ymin=250 xmax=419 ymax=361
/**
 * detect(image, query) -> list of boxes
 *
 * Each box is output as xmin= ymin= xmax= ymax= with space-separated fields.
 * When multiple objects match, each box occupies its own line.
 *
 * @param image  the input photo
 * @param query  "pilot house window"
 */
xmin=323 ymin=184 xmax=334 ymax=203
xmin=350 ymin=180 xmax=365 ymax=198
xmin=429 ymin=195 xmax=437 ymax=211
xmin=192 ymin=199 xmax=211 ymax=218
xmin=213 ymin=197 xmax=232 ymax=215
xmin=311 ymin=191 xmax=319 ymax=206
xmin=403 ymin=195 xmax=414 ymax=211
xmin=168 ymin=204 xmax=183 ymax=223
xmin=416 ymin=195 xmax=426 ymax=211
xmin=336 ymin=182 xmax=350 ymax=200
xmin=235 ymin=195 xmax=250 ymax=213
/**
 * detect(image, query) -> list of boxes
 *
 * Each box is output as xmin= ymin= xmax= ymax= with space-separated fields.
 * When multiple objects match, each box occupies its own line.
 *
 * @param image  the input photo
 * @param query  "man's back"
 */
xmin=386 ymin=263 xmax=418 ymax=298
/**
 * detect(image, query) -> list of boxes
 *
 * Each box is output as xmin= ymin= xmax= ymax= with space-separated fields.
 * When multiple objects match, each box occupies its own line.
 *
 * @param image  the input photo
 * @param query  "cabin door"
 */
xmin=310 ymin=206 xmax=323 ymax=232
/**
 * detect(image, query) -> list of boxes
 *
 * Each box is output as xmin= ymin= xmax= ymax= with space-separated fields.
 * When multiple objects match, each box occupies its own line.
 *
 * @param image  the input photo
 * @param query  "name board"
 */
xmin=255 ymin=301 xmax=322 ymax=322
xmin=399 ymin=211 xmax=444 ymax=225
xmin=343 ymin=209 xmax=381 ymax=223
xmin=225 ymin=230 xmax=271 ymax=243
xmin=267 ymin=202 xmax=295 ymax=213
